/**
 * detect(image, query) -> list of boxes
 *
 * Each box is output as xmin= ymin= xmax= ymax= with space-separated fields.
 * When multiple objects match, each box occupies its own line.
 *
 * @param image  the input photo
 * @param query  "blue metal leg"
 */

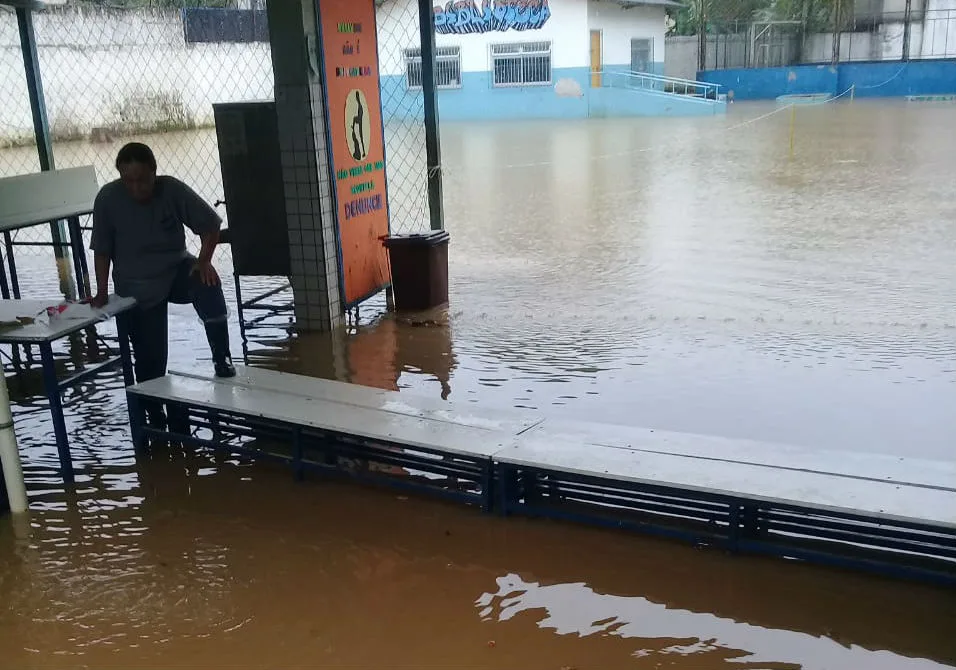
xmin=233 ymin=274 xmax=249 ymax=363
xmin=728 ymin=503 xmax=743 ymax=552
xmin=4 ymin=232 xmax=20 ymax=299
xmin=497 ymin=463 xmax=511 ymax=517
xmin=481 ymin=460 xmax=493 ymax=514
xmin=210 ymin=414 xmax=223 ymax=444
xmin=292 ymin=426 xmax=303 ymax=481
xmin=39 ymin=341 xmax=73 ymax=484
xmin=67 ymin=216 xmax=89 ymax=300
xmin=115 ymin=314 xmax=134 ymax=387
xmin=0 ymin=246 xmax=9 ymax=300
xmin=127 ymin=392 xmax=147 ymax=454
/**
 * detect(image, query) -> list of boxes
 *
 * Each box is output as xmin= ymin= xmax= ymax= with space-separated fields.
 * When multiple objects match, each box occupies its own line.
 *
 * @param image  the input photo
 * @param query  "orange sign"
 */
xmin=318 ymin=0 xmax=391 ymax=306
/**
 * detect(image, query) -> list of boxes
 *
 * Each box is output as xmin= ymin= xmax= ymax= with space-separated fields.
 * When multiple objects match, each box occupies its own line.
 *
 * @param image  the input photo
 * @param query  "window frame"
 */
xmin=489 ymin=40 xmax=553 ymax=88
xmin=630 ymin=37 xmax=654 ymax=73
xmin=404 ymin=45 xmax=462 ymax=90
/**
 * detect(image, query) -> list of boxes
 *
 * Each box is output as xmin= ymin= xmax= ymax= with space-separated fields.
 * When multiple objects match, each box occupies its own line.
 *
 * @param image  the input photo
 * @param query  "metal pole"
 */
xmin=831 ymin=0 xmax=842 ymax=65
xmin=417 ymin=0 xmax=444 ymax=232
xmin=16 ymin=8 xmax=76 ymax=299
xmin=0 ymin=372 xmax=28 ymax=514
xmin=902 ymin=0 xmax=913 ymax=61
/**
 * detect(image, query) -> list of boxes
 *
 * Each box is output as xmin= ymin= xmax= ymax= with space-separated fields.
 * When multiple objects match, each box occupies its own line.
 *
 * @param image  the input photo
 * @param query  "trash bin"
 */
xmin=383 ymin=230 xmax=450 ymax=311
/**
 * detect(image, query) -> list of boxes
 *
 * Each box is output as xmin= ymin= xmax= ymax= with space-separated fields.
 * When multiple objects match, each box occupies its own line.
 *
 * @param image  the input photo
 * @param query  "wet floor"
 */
xmin=0 ymin=101 xmax=955 ymax=667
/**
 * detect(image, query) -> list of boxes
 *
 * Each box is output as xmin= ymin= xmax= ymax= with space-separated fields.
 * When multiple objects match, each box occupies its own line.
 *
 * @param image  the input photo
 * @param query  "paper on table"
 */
xmin=55 ymin=302 xmax=100 ymax=320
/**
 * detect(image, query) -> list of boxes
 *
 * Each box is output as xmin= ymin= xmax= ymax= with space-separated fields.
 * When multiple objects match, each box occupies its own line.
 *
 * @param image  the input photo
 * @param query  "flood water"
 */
xmin=1 ymin=101 xmax=955 ymax=668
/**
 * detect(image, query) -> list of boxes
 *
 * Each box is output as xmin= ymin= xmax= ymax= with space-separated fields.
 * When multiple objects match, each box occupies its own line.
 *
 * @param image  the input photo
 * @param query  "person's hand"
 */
xmin=194 ymin=260 xmax=220 ymax=287
xmin=90 ymin=291 xmax=109 ymax=309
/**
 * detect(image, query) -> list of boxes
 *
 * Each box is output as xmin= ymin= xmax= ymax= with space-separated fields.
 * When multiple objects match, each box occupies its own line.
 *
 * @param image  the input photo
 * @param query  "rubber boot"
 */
xmin=204 ymin=321 xmax=236 ymax=378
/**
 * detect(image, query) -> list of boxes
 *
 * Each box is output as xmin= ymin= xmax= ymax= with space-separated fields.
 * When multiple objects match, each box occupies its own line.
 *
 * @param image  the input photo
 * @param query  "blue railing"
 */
xmin=600 ymin=70 xmax=722 ymax=100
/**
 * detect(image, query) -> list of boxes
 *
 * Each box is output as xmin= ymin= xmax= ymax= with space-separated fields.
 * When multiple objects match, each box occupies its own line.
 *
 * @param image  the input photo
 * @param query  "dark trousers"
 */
xmin=127 ymin=258 xmax=228 ymax=385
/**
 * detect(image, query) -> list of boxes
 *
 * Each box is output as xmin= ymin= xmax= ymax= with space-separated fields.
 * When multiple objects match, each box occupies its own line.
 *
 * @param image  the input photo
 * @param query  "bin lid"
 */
xmin=383 ymin=230 xmax=450 ymax=248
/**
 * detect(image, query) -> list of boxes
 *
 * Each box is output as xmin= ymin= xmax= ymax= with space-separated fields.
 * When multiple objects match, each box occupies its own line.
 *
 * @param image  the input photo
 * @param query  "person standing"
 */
xmin=90 ymin=142 xmax=235 ymax=428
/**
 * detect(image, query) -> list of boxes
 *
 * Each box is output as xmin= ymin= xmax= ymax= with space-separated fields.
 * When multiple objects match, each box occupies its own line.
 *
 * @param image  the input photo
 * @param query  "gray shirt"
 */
xmin=91 ymin=176 xmax=221 ymax=308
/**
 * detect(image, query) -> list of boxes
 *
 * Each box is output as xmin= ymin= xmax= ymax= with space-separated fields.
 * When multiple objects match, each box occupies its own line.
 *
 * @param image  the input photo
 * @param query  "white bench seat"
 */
xmin=523 ymin=418 xmax=956 ymax=492
xmin=170 ymin=365 xmax=542 ymax=436
xmin=496 ymin=435 xmax=956 ymax=529
xmin=130 ymin=373 xmax=516 ymax=459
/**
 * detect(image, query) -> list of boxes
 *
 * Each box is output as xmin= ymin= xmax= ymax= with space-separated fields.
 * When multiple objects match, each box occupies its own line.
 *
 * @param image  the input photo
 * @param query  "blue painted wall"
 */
xmin=839 ymin=60 xmax=956 ymax=97
xmin=698 ymin=59 xmax=956 ymax=100
xmin=381 ymin=62 xmax=722 ymax=121
xmin=698 ymin=65 xmax=838 ymax=100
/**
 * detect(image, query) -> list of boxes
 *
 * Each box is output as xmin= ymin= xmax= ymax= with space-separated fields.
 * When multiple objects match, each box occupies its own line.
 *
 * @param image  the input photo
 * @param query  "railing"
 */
xmin=599 ymin=70 xmax=722 ymax=101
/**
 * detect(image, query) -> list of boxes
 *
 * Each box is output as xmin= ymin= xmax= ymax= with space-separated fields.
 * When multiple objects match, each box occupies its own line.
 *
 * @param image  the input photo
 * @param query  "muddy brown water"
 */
xmin=0 ymin=101 xmax=954 ymax=667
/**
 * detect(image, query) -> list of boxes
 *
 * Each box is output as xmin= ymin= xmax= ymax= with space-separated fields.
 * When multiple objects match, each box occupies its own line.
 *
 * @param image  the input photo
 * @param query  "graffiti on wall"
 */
xmin=433 ymin=0 xmax=551 ymax=35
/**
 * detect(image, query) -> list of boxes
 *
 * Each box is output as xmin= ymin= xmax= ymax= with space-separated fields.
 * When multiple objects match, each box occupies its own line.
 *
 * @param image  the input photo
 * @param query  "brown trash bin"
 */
xmin=383 ymin=230 xmax=450 ymax=311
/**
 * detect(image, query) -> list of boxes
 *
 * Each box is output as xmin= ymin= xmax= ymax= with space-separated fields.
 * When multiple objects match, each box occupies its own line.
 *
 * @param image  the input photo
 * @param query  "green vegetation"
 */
xmin=667 ymin=0 xmax=848 ymax=36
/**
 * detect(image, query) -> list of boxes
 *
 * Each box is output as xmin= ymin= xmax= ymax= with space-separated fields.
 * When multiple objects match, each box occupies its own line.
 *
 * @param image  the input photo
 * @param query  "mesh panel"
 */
xmin=0 ymin=0 xmax=433 ymax=257
xmin=0 ymin=8 xmax=41 ymax=177
xmin=376 ymin=0 xmax=430 ymax=235
xmin=672 ymin=0 xmax=956 ymax=70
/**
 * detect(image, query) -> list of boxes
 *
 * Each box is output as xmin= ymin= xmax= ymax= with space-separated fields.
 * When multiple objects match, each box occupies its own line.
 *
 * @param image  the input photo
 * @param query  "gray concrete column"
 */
xmin=267 ymin=0 xmax=343 ymax=331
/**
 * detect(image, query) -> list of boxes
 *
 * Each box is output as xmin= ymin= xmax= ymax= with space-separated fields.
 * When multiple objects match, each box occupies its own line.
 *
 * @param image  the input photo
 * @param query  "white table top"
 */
xmin=0 ymin=166 xmax=98 ymax=232
xmin=0 ymin=296 xmax=136 ymax=343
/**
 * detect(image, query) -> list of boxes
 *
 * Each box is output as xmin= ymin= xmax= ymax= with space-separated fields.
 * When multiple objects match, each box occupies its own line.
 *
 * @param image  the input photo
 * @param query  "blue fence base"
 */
xmin=699 ymin=59 xmax=956 ymax=101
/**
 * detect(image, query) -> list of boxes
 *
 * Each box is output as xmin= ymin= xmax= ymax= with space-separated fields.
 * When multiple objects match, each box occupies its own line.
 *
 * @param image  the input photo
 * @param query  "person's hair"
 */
xmin=115 ymin=142 xmax=157 ymax=172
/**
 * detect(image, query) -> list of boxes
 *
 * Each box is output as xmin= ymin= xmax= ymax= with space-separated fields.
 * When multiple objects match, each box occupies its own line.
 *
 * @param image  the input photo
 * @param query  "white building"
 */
xmin=377 ymin=0 xmax=724 ymax=120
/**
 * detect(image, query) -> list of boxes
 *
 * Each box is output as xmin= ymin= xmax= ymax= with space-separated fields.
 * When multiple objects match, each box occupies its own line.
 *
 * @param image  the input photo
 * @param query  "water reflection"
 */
xmin=478 ymin=574 xmax=951 ymax=669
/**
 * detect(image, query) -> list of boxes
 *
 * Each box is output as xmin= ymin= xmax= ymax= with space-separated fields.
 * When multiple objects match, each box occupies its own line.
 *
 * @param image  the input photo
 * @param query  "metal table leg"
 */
xmin=0 ymin=246 xmax=9 ymax=300
xmin=115 ymin=315 xmax=134 ymax=387
xmin=39 ymin=341 xmax=73 ymax=484
xmin=67 ymin=216 xmax=90 ymax=300
xmin=234 ymin=274 xmax=249 ymax=362
xmin=116 ymin=314 xmax=146 ymax=453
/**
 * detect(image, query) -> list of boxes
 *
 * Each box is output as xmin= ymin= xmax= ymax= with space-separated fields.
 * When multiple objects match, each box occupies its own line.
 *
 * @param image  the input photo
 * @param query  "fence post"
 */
xmin=417 ymin=0 xmax=444 ymax=232
xmin=830 ymin=0 xmax=841 ymax=64
xmin=15 ymin=8 xmax=77 ymax=301
xmin=902 ymin=0 xmax=913 ymax=61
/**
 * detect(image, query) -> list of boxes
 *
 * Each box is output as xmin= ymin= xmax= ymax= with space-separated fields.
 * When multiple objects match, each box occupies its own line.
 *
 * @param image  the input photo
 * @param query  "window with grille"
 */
xmin=630 ymin=38 xmax=654 ymax=73
xmin=491 ymin=41 xmax=552 ymax=87
xmin=404 ymin=46 xmax=462 ymax=89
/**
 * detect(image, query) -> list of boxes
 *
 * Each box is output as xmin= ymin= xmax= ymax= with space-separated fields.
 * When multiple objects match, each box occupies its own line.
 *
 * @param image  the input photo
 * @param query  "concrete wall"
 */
xmin=587 ymin=0 xmax=666 ymax=74
xmin=0 ymin=8 xmax=273 ymax=145
xmin=665 ymin=35 xmax=698 ymax=80
xmin=922 ymin=0 xmax=956 ymax=57
xmin=698 ymin=59 xmax=956 ymax=99
xmin=802 ymin=32 xmax=880 ymax=62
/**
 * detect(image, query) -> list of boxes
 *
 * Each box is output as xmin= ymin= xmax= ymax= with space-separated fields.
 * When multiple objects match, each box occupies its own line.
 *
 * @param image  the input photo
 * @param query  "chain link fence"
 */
xmin=0 ymin=8 xmax=40 ymax=176
xmin=666 ymin=0 xmax=956 ymax=73
xmin=0 ymin=0 xmax=430 ymax=269
xmin=375 ymin=0 xmax=430 ymax=236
